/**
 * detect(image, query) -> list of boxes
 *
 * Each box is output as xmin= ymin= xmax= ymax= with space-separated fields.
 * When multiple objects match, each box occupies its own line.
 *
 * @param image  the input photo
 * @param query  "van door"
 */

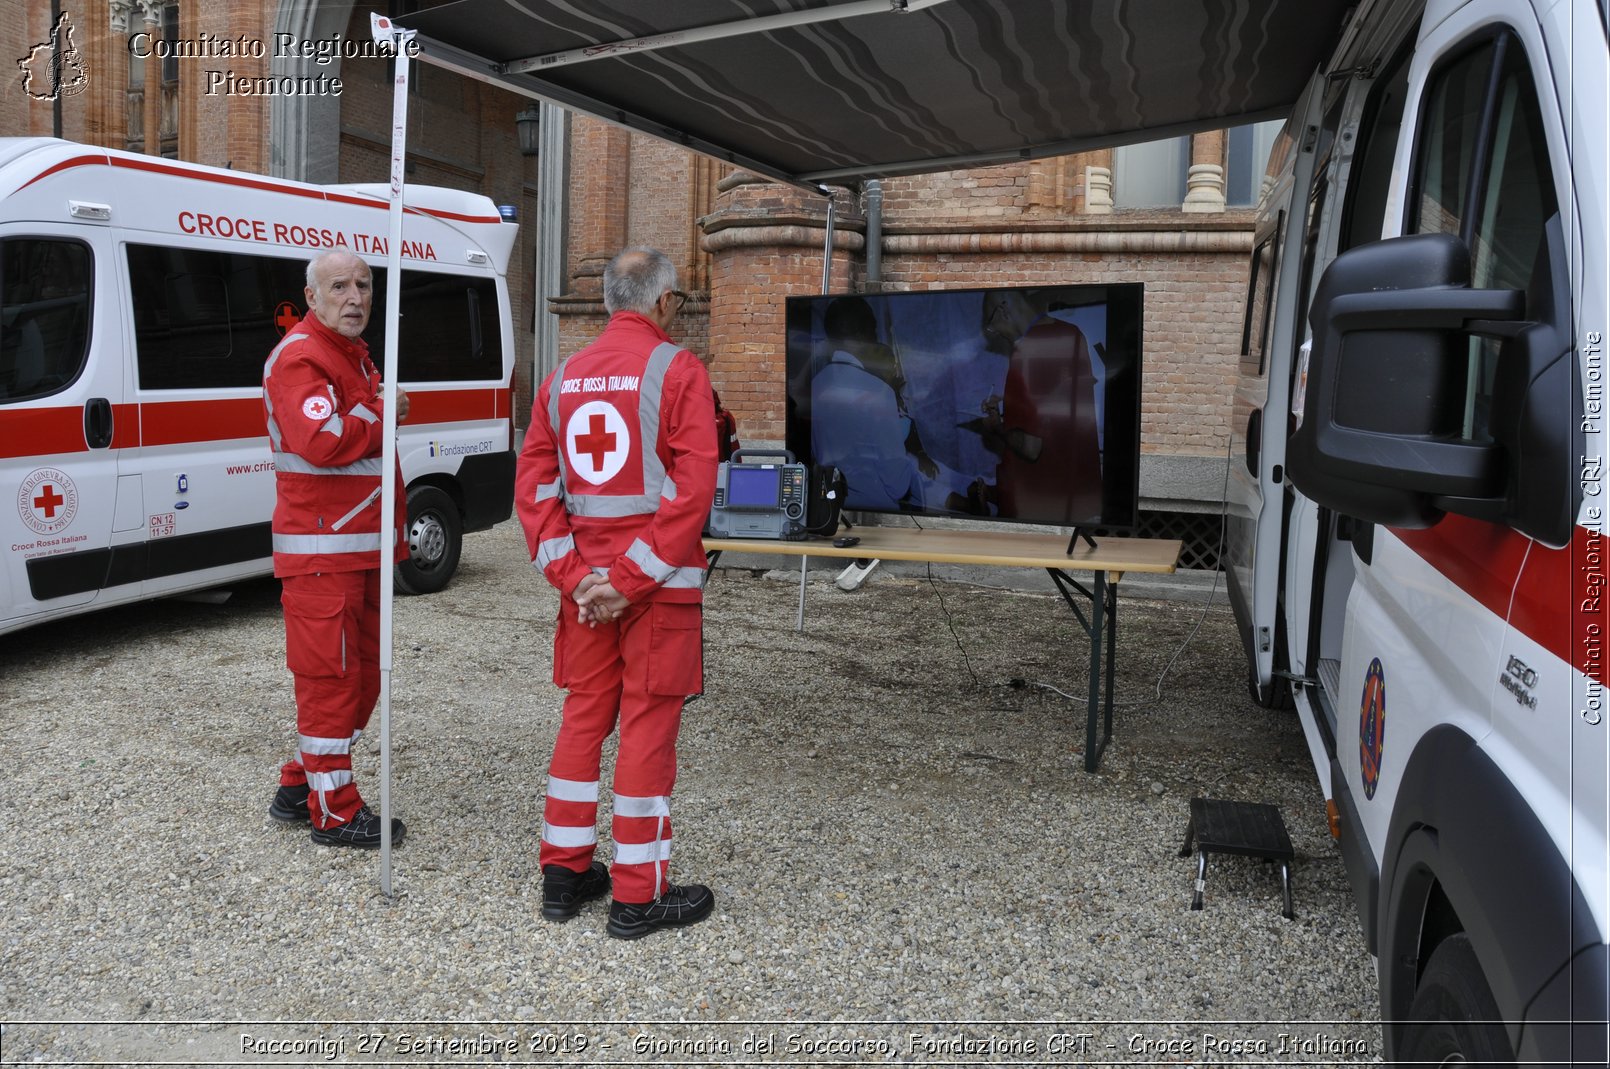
xmin=1226 ymin=76 xmax=1326 ymax=708
xmin=1283 ymin=30 xmax=1418 ymax=767
xmin=120 ymin=241 xmax=295 ymax=595
xmin=0 ymin=229 xmax=128 ymax=631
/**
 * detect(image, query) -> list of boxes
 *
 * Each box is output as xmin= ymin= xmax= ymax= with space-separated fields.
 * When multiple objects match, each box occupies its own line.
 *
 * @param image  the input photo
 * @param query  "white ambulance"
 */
xmin=0 ymin=137 xmax=519 ymax=637
xmin=1224 ymin=0 xmax=1607 ymax=1061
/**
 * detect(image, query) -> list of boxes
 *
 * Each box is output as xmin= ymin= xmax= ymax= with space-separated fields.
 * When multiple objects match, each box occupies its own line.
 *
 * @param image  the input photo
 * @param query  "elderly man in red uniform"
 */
xmin=264 ymin=248 xmax=408 ymax=849
xmin=516 ymin=246 xmax=718 ymax=939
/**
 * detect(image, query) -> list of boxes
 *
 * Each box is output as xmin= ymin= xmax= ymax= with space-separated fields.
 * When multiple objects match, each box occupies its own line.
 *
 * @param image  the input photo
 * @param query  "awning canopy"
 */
xmin=400 ymin=0 xmax=1354 ymax=191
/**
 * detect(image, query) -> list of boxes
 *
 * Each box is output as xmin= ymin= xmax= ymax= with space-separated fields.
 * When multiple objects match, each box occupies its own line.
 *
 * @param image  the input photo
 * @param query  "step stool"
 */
xmin=1178 ymin=797 xmax=1294 ymax=919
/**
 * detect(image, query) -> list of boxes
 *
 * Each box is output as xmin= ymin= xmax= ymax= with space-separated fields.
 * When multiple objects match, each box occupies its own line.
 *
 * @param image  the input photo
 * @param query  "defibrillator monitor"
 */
xmin=707 ymin=450 xmax=808 ymax=539
xmin=724 ymin=465 xmax=783 ymax=509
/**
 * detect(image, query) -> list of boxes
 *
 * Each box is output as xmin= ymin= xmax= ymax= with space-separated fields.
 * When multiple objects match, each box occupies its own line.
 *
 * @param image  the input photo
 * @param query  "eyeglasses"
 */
xmin=668 ymin=289 xmax=689 ymax=311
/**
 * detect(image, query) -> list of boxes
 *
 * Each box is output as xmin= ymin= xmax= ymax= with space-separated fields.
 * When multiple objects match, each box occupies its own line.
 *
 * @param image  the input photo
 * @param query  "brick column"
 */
xmin=1083 ymin=148 xmax=1114 ymax=214
xmin=139 ymin=1 xmax=160 ymax=155
xmin=1183 ymin=129 xmax=1227 ymax=213
xmin=568 ymin=119 xmax=632 ymax=301
xmin=698 ymin=173 xmax=863 ymax=442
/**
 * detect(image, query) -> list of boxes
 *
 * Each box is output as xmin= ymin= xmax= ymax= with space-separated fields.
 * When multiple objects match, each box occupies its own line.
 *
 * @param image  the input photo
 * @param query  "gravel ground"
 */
xmin=0 ymin=520 xmax=1381 ymax=1066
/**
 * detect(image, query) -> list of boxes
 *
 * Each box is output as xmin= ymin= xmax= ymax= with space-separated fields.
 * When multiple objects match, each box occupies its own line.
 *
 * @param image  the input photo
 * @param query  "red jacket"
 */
xmin=263 ymin=311 xmax=406 ymax=577
xmin=515 ymin=312 xmax=717 ymax=604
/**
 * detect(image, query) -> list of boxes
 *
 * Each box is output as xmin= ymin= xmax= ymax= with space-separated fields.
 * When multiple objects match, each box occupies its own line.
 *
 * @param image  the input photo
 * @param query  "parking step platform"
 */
xmin=1178 ymin=797 xmax=1295 ymax=919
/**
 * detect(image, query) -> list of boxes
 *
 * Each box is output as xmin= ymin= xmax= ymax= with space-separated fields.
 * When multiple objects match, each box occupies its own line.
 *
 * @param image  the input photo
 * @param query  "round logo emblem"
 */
xmin=564 ymin=400 xmax=631 ymax=485
xmin=18 ymin=467 xmax=79 ymax=536
xmin=274 ymin=301 xmax=302 ymax=336
xmin=302 ymin=394 xmax=334 ymax=422
xmin=1359 ymin=657 xmax=1386 ymax=800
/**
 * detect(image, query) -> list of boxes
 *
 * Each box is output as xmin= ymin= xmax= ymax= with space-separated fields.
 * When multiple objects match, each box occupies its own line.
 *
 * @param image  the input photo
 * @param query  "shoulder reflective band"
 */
xmin=262 ymin=332 xmax=310 ymax=452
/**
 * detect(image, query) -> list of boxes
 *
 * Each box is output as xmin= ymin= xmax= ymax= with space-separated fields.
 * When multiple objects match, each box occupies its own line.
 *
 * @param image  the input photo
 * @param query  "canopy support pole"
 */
xmin=370 ymin=11 xmax=416 ymax=901
xmin=503 ymin=0 xmax=953 ymax=74
xmin=820 ymin=192 xmax=835 ymax=293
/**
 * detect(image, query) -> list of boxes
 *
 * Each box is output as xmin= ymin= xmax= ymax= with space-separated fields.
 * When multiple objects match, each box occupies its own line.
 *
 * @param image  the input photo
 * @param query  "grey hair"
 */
xmin=305 ymin=248 xmax=363 ymax=297
xmin=603 ymin=246 xmax=678 ymax=315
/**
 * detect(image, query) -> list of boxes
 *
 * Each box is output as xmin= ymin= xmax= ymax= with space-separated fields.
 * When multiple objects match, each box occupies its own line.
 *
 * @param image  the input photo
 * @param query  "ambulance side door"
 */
xmin=0 ymin=226 xmax=129 ymax=630
xmin=122 ymin=240 xmax=295 ymax=596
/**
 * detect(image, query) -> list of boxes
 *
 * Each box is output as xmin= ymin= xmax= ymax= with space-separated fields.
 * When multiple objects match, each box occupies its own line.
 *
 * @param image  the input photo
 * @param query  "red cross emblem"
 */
xmin=32 ymin=483 xmax=64 ymax=518
xmin=564 ymin=400 xmax=630 ymax=484
xmin=274 ymin=301 xmax=301 ymax=336
xmin=18 ymin=467 xmax=78 ymax=535
xmin=575 ymin=413 xmax=616 ymax=468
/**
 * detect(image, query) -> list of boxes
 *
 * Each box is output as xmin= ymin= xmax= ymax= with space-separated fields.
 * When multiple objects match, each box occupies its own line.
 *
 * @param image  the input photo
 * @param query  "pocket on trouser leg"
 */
xmin=552 ymin=608 xmax=568 ymax=688
xmin=281 ymin=588 xmax=348 ymax=678
xmin=644 ymin=602 xmax=703 ymax=696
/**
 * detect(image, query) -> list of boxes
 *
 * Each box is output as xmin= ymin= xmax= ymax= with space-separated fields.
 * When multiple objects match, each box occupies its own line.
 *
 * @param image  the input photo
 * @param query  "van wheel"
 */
xmin=1396 ymin=933 xmax=1514 ymax=1067
xmin=395 ymin=485 xmax=462 ymax=596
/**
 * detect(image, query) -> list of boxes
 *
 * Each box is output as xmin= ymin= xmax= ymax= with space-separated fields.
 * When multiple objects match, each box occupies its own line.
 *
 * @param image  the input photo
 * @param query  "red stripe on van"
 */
xmin=1391 ymin=517 xmax=1604 ymax=681
xmin=0 ymin=404 xmax=138 ymax=456
xmin=0 ymin=406 xmax=91 ymax=456
xmin=404 ymin=388 xmax=500 ymax=425
xmin=495 ymin=388 xmax=512 ymax=421
xmin=17 ymin=154 xmax=502 ymax=226
xmin=15 ymin=153 xmax=110 ymax=191
xmin=139 ymin=397 xmax=265 ymax=446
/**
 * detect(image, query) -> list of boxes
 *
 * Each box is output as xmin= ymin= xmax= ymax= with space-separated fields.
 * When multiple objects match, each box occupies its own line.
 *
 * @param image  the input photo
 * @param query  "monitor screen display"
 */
xmin=784 ymin=283 xmax=1143 ymax=529
xmin=725 ymin=465 xmax=781 ymax=509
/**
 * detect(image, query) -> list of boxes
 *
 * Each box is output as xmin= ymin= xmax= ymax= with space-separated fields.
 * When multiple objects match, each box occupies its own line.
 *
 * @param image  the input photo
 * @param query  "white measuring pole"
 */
xmin=371 ymin=11 xmax=415 ymax=898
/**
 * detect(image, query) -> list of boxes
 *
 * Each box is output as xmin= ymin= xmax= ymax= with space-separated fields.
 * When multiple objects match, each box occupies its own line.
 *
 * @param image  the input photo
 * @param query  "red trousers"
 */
xmin=541 ymin=598 xmax=703 ymax=904
xmin=277 ymin=570 xmax=381 ymax=829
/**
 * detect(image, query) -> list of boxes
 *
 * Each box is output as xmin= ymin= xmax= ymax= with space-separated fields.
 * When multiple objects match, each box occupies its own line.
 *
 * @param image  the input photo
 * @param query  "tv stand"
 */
xmin=1067 ymin=527 xmax=1099 ymax=554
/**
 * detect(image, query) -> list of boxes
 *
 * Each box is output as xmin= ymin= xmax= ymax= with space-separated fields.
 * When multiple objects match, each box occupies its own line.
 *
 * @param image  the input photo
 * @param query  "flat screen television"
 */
xmin=784 ymin=283 xmax=1143 ymax=529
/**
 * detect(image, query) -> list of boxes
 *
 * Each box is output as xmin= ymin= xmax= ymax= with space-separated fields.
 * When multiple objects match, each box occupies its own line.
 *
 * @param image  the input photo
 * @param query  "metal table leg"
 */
xmin=1046 ymin=568 xmax=1116 ymax=772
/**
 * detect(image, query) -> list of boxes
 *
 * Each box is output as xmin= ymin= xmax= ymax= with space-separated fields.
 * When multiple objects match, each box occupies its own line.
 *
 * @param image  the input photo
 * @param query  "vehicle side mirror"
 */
xmin=1288 ymin=234 xmax=1523 ymax=529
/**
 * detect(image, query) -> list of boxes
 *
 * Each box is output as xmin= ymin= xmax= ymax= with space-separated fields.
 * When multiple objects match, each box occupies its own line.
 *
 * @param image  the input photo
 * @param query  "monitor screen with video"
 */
xmin=784 ymin=283 xmax=1143 ymax=529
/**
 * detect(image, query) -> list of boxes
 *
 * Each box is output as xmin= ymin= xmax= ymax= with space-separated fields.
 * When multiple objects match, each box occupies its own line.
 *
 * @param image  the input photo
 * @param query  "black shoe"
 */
xmin=606 ymin=883 xmax=714 ymax=940
xmin=309 ymin=805 xmax=406 ymax=849
xmin=268 ymin=783 xmax=310 ymax=824
xmin=541 ymin=862 xmax=611 ymax=922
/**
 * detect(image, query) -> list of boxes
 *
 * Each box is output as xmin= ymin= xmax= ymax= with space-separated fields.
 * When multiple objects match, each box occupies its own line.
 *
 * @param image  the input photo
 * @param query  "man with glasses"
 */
xmin=514 ymin=246 xmax=719 ymax=939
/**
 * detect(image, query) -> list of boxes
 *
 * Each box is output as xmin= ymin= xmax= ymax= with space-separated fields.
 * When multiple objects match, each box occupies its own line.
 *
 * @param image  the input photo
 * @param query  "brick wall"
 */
xmin=550 ymin=116 xmax=1257 ymax=486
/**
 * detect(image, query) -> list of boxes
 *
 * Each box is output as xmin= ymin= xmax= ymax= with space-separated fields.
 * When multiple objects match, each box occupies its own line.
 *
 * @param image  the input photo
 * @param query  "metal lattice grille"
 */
xmin=1096 ymin=510 xmax=1223 ymax=570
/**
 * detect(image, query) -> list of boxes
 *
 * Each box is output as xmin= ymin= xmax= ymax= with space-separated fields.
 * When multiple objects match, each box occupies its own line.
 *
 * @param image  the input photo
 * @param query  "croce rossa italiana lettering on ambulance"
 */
xmin=177 ymin=211 xmax=436 ymax=261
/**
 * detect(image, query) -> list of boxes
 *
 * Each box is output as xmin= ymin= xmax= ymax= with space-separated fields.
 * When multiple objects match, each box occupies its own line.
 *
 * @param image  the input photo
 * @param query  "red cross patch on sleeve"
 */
xmin=302 ymin=394 xmax=334 ymax=422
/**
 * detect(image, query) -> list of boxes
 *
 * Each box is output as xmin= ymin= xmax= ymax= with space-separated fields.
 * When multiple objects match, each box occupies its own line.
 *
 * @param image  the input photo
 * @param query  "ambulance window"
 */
xmin=0 ymin=239 xmax=92 ymax=402
xmin=1338 ymin=37 xmax=1414 ymax=252
xmin=1240 ymin=228 xmax=1279 ymax=376
xmin=364 ymin=270 xmax=503 ymax=383
xmin=1408 ymin=33 xmax=1557 ymax=441
xmin=128 ymin=244 xmax=305 ymax=390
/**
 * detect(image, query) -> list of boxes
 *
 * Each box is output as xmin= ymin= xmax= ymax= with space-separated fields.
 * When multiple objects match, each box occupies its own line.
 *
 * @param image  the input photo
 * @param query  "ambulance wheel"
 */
xmin=1396 ymin=933 xmax=1514 ymax=1067
xmin=395 ymin=485 xmax=462 ymax=596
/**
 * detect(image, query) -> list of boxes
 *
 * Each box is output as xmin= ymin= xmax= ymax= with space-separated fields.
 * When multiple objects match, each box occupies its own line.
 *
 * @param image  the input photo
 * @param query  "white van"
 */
xmin=1225 ymin=0 xmax=1607 ymax=1061
xmin=0 ymin=137 xmax=519 ymax=636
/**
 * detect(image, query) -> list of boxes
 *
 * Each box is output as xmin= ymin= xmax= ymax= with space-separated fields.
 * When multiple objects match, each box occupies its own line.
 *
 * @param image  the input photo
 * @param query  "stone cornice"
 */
xmin=701 ymin=226 xmax=866 ymax=255
xmin=548 ymin=296 xmax=709 ymax=316
xmin=700 ymin=207 xmax=865 ymax=236
xmin=882 ymin=229 xmax=1253 ymax=254
xmin=885 ymin=210 xmax=1255 ymax=235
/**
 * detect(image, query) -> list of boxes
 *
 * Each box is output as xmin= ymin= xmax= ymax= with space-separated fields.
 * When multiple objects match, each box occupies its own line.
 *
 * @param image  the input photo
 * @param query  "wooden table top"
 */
xmin=704 ymin=525 xmax=1181 ymax=577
